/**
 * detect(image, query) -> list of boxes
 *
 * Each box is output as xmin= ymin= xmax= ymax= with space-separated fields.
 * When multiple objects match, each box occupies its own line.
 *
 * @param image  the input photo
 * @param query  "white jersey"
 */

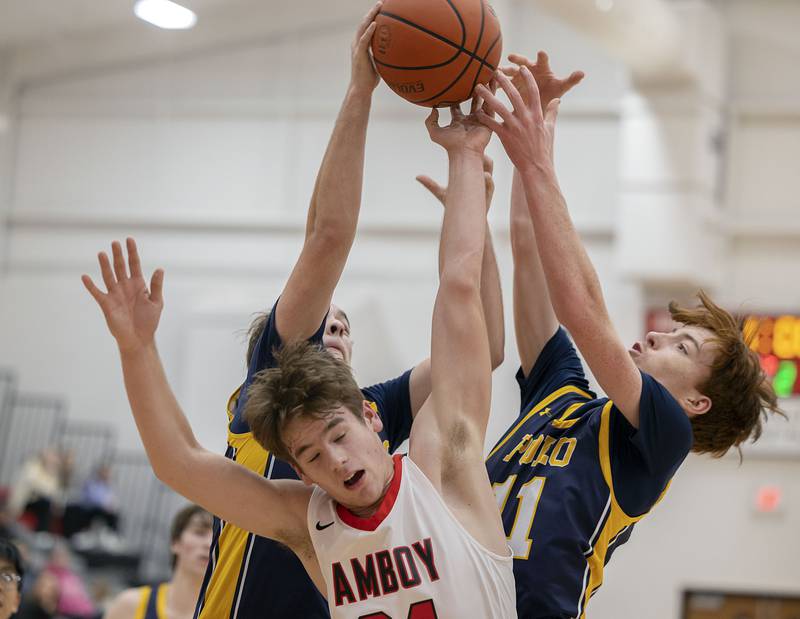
xmin=307 ymin=454 xmax=517 ymax=619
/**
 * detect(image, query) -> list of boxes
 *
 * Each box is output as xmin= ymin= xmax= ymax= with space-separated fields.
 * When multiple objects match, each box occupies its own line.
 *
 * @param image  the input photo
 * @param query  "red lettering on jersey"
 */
xmin=351 ymin=554 xmax=380 ymax=601
xmin=333 ymin=562 xmax=357 ymax=607
xmin=411 ymin=538 xmax=439 ymax=582
xmin=393 ymin=547 xmax=422 ymax=589
xmin=375 ymin=550 xmax=399 ymax=594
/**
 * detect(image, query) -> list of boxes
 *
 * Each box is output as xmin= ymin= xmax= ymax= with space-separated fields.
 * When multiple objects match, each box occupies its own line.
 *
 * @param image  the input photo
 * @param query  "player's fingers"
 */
xmin=475 ymin=109 xmax=503 ymax=135
xmin=507 ymin=53 xmax=533 ymax=68
xmin=416 ymin=175 xmax=446 ymax=203
xmin=536 ymin=50 xmax=550 ymax=69
xmin=544 ymin=99 xmax=561 ymax=131
xmin=98 ymin=251 xmax=116 ymax=291
xmin=474 ymin=84 xmax=512 ymax=124
xmin=565 ymin=70 xmax=585 ymax=89
xmin=518 ymin=66 xmax=543 ymax=120
xmin=357 ymin=1 xmax=382 ymax=40
xmin=150 ymin=269 xmax=165 ymax=305
xmin=499 ymin=66 xmax=518 ymax=76
xmin=358 ymin=21 xmax=377 ymax=50
xmin=483 ymin=154 xmax=494 ymax=175
xmin=450 ymin=103 xmax=464 ymax=121
xmin=81 ymin=275 xmax=106 ymax=306
xmin=424 ymin=107 xmax=440 ymax=134
xmin=111 ymin=240 xmax=128 ymax=282
xmin=126 ymin=237 xmax=142 ymax=279
xmin=494 ymin=71 xmax=526 ymax=116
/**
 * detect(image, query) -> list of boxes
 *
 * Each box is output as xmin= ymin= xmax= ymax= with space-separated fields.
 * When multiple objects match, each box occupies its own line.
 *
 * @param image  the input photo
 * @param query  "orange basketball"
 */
xmin=372 ymin=0 xmax=503 ymax=107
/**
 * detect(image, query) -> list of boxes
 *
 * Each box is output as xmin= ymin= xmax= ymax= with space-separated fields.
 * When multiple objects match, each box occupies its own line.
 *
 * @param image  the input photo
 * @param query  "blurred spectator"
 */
xmin=15 ymin=571 xmax=59 ymax=619
xmin=8 ymin=451 xmax=67 ymax=533
xmin=43 ymin=542 xmax=95 ymax=619
xmin=0 ymin=538 xmax=24 ymax=619
xmin=64 ymin=464 xmax=120 ymax=540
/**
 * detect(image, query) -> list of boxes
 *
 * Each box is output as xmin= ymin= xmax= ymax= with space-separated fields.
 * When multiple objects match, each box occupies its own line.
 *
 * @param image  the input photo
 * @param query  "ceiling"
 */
xmin=0 ymin=0 xmax=235 ymax=49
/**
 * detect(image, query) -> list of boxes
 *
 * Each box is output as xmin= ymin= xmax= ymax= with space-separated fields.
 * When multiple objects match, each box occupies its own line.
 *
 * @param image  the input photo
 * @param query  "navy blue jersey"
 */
xmin=195 ymin=300 xmax=414 ymax=619
xmin=486 ymin=328 xmax=693 ymax=618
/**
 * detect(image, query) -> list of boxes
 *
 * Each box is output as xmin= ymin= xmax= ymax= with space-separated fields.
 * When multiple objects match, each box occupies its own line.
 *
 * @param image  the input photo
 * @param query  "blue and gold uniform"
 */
xmin=486 ymin=328 xmax=693 ymax=618
xmin=194 ymin=301 xmax=414 ymax=619
xmin=134 ymin=583 xmax=168 ymax=619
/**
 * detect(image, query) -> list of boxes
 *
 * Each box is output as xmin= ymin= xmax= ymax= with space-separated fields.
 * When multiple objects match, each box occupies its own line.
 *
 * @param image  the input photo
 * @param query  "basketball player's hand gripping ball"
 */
xmin=372 ymin=0 xmax=503 ymax=107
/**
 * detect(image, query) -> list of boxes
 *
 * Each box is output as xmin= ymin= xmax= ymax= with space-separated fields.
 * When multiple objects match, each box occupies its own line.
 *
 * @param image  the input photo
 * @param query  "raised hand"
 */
xmin=500 ymin=51 xmax=583 ymax=113
xmin=425 ymin=96 xmax=493 ymax=155
xmin=82 ymin=238 xmax=164 ymax=354
xmin=475 ymin=67 xmax=558 ymax=175
xmin=350 ymin=1 xmax=382 ymax=93
xmin=416 ymin=154 xmax=495 ymax=211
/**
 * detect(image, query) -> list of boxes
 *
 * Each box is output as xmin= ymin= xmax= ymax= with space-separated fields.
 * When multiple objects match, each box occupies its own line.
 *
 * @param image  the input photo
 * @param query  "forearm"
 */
xmin=480 ymin=225 xmax=505 ymax=368
xmin=439 ymin=151 xmax=487 ymax=282
xmin=118 ymin=344 xmax=200 ymax=487
xmin=511 ymin=169 xmax=558 ymax=371
xmin=519 ymin=166 xmax=608 ymax=329
xmin=305 ymin=86 xmax=373 ymax=241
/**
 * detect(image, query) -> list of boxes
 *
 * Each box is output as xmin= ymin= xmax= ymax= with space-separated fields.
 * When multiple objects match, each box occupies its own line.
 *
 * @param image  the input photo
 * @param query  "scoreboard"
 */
xmin=744 ymin=315 xmax=800 ymax=398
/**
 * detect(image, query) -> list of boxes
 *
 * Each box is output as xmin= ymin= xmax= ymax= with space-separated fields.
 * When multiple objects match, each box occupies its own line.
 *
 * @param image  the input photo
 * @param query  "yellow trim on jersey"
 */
xmin=133 ymin=587 xmax=149 ymax=619
xmin=487 ymin=385 xmax=592 ymax=460
xmin=579 ymin=401 xmax=672 ymax=618
xmin=155 ymin=584 xmax=168 ymax=619
xmin=226 ymin=387 xmax=240 ymax=424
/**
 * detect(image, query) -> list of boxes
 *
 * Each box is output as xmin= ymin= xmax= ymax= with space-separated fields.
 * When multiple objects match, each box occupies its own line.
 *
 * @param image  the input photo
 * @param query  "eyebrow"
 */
xmin=683 ymin=332 xmax=701 ymax=353
xmin=294 ymin=417 xmax=345 ymax=459
xmin=337 ymin=310 xmax=350 ymax=329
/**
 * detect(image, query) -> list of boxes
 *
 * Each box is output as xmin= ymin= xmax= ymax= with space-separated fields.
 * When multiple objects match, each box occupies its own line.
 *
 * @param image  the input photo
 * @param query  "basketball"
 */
xmin=371 ymin=0 xmax=503 ymax=107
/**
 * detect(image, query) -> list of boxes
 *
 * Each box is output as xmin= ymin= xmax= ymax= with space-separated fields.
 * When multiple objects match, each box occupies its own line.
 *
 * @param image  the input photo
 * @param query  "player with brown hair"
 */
xmin=81 ymin=87 xmax=517 ymax=616
xmin=103 ymin=505 xmax=212 ymax=619
xmin=472 ymin=53 xmax=783 ymax=617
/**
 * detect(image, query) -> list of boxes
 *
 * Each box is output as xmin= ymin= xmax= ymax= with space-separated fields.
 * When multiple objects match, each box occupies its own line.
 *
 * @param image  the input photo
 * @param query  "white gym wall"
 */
xmin=0 ymin=1 xmax=797 ymax=617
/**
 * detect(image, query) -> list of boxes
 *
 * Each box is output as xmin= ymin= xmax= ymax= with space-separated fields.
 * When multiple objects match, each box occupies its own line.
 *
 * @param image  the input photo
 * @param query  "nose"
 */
xmin=645 ymin=332 xmax=659 ymax=349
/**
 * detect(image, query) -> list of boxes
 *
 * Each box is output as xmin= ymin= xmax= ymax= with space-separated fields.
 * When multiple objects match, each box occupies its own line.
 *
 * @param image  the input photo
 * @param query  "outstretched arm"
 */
xmin=82 ymin=240 xmax=312 ymax=545
xmin=477 ymin=69 xmax=644 ymax=427
xmin=505 ymin=52 xmax=584 ymax=374
xmin=274 ymin=2 xmax=382 ymax=342
xmin=409 ymin=102 xmax=507 ymax=554
xmin=408 ymin=155 xmax=505 ymax=416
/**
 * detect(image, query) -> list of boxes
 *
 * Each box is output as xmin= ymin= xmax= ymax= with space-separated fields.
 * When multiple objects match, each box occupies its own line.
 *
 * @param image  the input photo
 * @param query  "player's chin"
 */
xmin=326 ymin=346 xmax=344 ymax=361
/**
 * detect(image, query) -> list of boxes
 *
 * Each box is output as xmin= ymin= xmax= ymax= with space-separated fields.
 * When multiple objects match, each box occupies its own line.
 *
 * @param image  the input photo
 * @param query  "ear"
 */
xmin=685 ymin=391 xmax=712 ymax=416
xmin=291 ymin=462 xmax=314 ymax=486
xmin=170 ymin=538 xmax=181 ymax=558
xmin=363 ymin=400 xmax=384 ymax=433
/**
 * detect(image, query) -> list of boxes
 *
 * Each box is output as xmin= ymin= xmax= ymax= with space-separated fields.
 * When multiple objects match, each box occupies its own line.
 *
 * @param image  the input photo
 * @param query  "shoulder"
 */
xmin=104 ymin=587 xmax=146 ymax=619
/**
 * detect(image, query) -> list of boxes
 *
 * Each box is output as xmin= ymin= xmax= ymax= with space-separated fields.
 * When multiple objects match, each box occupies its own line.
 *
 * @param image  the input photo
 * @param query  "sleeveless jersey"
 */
xmin=308 ymin=454 xmax=517 ymax=619
xmin=135 ymin=583 xmax=167 ymax=619
xmin=195 ymin=301 xmax=414 ymax=619
xmin=486 ymin=328 xmax=693 ymax=618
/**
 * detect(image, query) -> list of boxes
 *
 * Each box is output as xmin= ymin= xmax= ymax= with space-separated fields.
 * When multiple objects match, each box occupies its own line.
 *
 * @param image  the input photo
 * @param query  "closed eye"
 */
xmin=678 ymin=343 xmax=688 ymax=354
xmin=309 ymin=453 xmax=320 ymax=463
xmin=334 ymin=433 xmax=346 ymax=443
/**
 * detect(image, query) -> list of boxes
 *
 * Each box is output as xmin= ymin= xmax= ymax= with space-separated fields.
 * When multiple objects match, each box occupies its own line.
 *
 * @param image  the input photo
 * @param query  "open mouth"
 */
xmin=631 ymin=342 xmax=642 ymax=353
xmin=344 ymin=470 xmax=364 ymax=489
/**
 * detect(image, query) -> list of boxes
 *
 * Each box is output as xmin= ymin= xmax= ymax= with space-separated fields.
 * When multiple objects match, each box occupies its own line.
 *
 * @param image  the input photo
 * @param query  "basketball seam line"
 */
xmin=416 ymin=0 xmax=489 ymax=105
xmin=378 ymin=10 xmax=497 ymax=73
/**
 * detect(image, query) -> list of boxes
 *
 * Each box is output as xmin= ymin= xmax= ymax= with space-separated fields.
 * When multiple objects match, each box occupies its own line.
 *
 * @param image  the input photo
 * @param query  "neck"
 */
xmin=166 ymin=563 xmax=204 ymax=617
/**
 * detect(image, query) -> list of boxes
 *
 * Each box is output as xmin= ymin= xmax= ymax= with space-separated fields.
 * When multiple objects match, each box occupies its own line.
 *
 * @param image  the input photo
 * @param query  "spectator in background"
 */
xmin=16 ymin=572 xmax=60 ymax=619
xmin=42 ymin=541 xmax=95 ymax=619
xmin=8 ymin=450 xmax=66 ymax=533
xmin=0 ymin=538 xmax=23 ymax=619
xmin=79 ymin=464 xmax=119 ymax=533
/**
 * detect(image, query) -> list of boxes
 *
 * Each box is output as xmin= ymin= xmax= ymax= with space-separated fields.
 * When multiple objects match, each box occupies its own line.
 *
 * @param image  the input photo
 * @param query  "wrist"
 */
xmin=518 ymin=162 xmax=558 ymax=186
xmin=446 ymin=148 xmax=485 ymax=162
xmin=118 ymin=339 xmax=157 ymax=360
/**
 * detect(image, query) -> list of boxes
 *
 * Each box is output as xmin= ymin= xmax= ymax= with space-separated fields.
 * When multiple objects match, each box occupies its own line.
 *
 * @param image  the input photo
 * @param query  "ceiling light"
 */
xmin=134 ymin=0 xmax=197 ymax=30
xmin=595 ymin=0 xmax=614 ymax=12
